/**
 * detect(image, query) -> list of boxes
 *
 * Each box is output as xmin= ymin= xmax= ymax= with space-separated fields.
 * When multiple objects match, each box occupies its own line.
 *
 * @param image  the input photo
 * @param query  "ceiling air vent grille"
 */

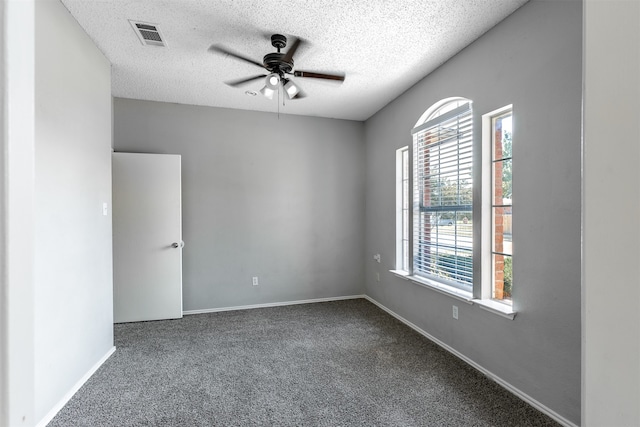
xmin=129 ymin=20 xmax=166 ymax=47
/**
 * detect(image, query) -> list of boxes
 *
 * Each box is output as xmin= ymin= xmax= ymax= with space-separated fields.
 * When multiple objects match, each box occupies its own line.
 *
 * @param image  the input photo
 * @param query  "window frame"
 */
xmin=481 ymin=105 xmax=514 ymax=307
xmin=395 ymin=146 xmax=411 ymax=273
xmin=412 ymin=101 xmax=474 ymax=293
xmin=491 ymin=111 xmax=513 ymax=303
xmin=392 ymin=99 xmax=517 ymax=319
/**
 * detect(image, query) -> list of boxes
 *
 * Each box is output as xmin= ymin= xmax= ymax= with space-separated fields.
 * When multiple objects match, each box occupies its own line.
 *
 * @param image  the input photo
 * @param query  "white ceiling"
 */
xmin=60 ymin=0 xmax=529 ymax=121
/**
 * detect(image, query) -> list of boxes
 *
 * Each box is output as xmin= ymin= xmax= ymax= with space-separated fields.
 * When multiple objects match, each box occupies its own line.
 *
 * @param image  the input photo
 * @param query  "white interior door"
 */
xmin=112 ymin=152 xmax=183 ymax=323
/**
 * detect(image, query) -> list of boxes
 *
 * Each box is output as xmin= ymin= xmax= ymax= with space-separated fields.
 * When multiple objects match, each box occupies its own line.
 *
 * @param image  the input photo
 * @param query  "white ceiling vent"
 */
xmin=129 ymin=20 xmax=166 ymax=47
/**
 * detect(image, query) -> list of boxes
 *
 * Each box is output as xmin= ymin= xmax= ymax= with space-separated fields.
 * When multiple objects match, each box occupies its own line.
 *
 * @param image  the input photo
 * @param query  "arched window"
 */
xmin=411 ymin=98 xmax=473 ymax=290
xmin=395 ymin=98 xmax=516 ymax=315
xmin=414 ymin=97 xmax=471 ymax=127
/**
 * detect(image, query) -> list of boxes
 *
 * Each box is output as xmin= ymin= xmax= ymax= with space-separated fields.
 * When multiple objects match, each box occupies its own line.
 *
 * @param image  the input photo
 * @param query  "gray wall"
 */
xmin=34 ymin=0 xmax=114 ymax=422
xmin=363 ymin=1 xmax=582 ymax=424
xmin=114 ymin=99 xmax=365 ymax=311
xmin=583 ymin=0 xmax=640 ymax=425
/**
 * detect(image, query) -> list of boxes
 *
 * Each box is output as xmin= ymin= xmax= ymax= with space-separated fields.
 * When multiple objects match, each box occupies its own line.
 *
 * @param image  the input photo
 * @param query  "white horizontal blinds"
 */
xmin=412 ymin=102 xmax=473 ymax=289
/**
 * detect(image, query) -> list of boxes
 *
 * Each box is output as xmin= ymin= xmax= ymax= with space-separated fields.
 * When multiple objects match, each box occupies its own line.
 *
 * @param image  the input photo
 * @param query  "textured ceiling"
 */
xmin=60 ymin=0 xmax=529 ymax=121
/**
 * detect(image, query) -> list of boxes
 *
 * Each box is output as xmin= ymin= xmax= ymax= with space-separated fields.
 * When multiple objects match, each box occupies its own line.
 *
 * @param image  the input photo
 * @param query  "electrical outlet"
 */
xmin=252 ymin=276 xmax=259 ymax=286
xmin=376 ymin=272 xmax=380 ymax=282
xmin=373 ymin=254 xmax=381 ymax=263
xmin=452 ymin=305 xmax=459 ymax=320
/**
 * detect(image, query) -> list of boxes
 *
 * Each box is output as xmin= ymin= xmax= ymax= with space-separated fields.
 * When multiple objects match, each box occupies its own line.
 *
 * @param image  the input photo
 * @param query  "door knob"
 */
xmin=171 ymin=242 xmax=179 ymax=248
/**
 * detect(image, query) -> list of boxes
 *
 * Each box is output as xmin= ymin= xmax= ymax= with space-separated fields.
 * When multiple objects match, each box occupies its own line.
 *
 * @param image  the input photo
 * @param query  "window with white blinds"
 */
xmin=411 ymin=101 xmax=473 ymax=290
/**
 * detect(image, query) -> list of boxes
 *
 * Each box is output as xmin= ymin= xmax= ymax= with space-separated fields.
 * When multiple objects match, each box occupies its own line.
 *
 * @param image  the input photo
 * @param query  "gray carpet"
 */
xmin=49 ymin=299 xmax=561 ymax=426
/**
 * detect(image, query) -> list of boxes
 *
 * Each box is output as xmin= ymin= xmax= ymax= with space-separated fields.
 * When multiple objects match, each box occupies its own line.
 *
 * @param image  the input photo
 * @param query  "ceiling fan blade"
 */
xmin=225 ymin=75 xmax=266 ymax=87
xmin=293 ymin=70 xmax=345 ymax=82
xmin=208 ymin=44 xmax=265 ymax=69
xmin=282 ymin=38 xmax=302 ymax=63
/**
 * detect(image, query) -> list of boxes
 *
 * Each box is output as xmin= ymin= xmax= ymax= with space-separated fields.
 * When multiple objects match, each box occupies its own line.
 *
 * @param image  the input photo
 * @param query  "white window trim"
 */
xmin=413 ymin=96 xmax=471 ymax=129
xmin=472 ymin=298 xmax=516 ymax=319
xmin=481 ymin=105 xmax=514 ymax=306
xmin=390 ymin=270 xmax=473 ymax=303
xmin=395 ymin=146 xmax=410 ymax=273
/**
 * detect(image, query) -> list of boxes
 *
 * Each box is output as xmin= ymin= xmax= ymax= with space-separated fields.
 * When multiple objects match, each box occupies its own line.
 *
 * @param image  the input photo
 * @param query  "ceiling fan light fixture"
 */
xmin=283 ymin=79 xmax=300 ymax=99
xmin=260 ymin=86 xmax=276 ymax=100
xmin=265 ymin=73 xmax=280 ymax=90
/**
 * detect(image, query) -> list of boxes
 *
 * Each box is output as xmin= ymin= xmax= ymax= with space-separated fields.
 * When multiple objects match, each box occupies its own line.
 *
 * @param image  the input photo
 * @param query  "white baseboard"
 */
xmin=36 ymin=346 xmax=116 ymax=427
xmin=183 ymin=294 xmax=366 ymax=315
xmin=362 ymin=295 xmax=578 ymax=427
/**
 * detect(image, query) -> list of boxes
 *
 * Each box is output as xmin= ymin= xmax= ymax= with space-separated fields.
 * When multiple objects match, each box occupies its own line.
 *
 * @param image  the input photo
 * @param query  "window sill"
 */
xmin=472 ymin=298 xmax=517 ymax=320
xmin=389 ymin=270 xmax=517 ymax=320
xmin=390 ymin=270 xmax=473 ymax=304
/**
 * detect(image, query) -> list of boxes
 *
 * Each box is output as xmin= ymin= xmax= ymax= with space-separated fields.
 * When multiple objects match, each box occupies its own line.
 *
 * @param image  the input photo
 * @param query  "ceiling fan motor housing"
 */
xmin=263 ymin=52 xmax=293 ymax=75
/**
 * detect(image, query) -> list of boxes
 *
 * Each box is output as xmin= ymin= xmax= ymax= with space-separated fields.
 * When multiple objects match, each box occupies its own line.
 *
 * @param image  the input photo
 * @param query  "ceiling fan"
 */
xmin=209 ymin=34 xmax=345 ymax=100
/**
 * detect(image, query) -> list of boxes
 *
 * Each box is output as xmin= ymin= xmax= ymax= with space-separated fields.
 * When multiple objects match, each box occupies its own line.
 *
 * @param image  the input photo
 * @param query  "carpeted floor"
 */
xmin=49 ymin=299 xmax=561 ymax=426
